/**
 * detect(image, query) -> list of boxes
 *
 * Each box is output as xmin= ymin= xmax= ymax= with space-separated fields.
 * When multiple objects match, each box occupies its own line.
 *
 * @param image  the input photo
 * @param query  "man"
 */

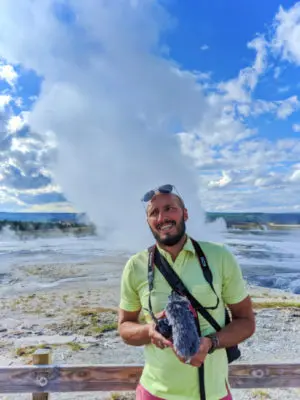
xmin=118 ymin=185 xmax=255 ymax=400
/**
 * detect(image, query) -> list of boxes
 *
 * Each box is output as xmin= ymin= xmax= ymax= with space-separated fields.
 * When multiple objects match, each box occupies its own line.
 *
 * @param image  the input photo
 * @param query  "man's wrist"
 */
xmin=206 ymin=337 xmax=213 ymax=353
xmin=206 ymin=333 xmax=220 ymax=354
xmin=145 ymin=323 xmax=153 ymax=340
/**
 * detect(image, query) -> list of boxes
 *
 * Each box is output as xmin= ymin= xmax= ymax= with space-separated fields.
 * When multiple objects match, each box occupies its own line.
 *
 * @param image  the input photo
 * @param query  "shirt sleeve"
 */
xmin=221 ymin=245 xmax=248 ymax=305
xmin=119 ymin=257 xmax=142 ymax=312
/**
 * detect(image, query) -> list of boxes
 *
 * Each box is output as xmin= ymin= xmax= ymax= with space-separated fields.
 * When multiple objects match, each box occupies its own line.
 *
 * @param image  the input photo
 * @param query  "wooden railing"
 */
xmin=1 ymin=350 xmax=299 ymax=399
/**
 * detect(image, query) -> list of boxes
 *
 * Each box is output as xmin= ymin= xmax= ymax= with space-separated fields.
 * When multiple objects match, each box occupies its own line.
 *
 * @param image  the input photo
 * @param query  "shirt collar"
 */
xmin=183 ymin=236 xmax=196 ymax=255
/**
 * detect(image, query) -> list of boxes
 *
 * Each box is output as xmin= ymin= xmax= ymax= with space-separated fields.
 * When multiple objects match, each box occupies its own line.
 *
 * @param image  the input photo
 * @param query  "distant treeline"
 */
xmin=206 ymin=212 xmax=300 ymax=230
xmin=1 ymin=211 xmax=300 ymax=236
xmin=0 ymin=219 xmax=96 ymax=237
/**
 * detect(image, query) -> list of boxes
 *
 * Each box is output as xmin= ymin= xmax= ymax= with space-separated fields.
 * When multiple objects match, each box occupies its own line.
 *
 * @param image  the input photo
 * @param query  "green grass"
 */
xmin=67 ymin=342 xmax=84 ymax=351
xmin=16 ymin=342 xmax=86 ymax=357
xmin=16 ymin=344 xmax=51 ymax=357
xmin=75 ymin=307 xmax=118 ymax=335
xmin=251 ymin=389 xmax=271 ymax=399
xmin=45 ymin=312 xmax=55 ymax=318
xmin=109 ymin=392 xmax=135 ymax=400
xmin=78 ymin=307 xmax=117 ymax=316
xmin=43 ymin=307 xmax=119 ymax=337
xmin=95 ymin=322 xmax=118 ymax=334
xmin=253 ymin=300 xmax=300 ymax=309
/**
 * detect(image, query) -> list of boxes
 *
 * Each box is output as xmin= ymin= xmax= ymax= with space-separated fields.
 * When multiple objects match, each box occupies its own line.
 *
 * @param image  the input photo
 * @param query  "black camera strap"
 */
xmin=190 ymin=238 xmax=231 ymax=325
xmin=147 ymin=243 xmax=159 ymax=324
xmin=190 ymin=238 xmax=220 ymax=310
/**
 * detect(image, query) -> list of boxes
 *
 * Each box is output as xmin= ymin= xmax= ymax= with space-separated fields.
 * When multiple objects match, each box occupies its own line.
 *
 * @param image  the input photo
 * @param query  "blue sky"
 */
xmin=0 ymin=0 xmax=300 ymax=219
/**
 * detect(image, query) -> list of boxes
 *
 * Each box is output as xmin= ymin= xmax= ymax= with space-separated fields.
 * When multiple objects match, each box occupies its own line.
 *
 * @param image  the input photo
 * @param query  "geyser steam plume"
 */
xmin=0 ymin=1 xmax=225 ymax=251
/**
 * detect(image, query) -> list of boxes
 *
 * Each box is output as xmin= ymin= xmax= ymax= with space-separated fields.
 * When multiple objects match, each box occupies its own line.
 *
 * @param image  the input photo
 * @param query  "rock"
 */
xmin=95 ymin=334 xmax=103 ymax=339
xmin=11 ymin=331 xmax=24 ymax=337
xmin=291 ymin=313 xmax=300 ymax=318
xmin=0 ymin=328 xmax=7 ymax=333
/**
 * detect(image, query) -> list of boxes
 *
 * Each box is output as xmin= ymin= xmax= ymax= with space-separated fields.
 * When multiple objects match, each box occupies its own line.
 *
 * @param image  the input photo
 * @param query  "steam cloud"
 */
xmin=0 ymin=1 xmax=224 ymax=251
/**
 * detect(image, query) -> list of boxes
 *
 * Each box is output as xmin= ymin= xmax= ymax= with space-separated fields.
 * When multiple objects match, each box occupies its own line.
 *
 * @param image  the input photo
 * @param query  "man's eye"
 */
xmin=150 ymin=209 xmax=158 ymax=217
xmin=165 ymin=206 xmax=175 ymax=211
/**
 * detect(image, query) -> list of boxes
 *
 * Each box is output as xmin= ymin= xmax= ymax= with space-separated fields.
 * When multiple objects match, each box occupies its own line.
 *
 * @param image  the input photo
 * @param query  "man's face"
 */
xmin=146 ymin=193 xmax=188 ymax=246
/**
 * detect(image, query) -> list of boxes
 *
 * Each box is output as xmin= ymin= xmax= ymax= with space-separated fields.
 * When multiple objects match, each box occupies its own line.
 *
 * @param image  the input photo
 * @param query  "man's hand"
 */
xmin=118 ymin=308 xmax=172 ymax=349
xmin=176 ymin=337 xmax=212 ymax=367
xmin=148 ymin=321 xmax=173 ymax=350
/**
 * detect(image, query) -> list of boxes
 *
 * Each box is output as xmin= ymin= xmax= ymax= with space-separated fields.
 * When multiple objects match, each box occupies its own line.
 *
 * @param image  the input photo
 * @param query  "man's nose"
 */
xmin=157 ymin=211 xmax=167 ymax=224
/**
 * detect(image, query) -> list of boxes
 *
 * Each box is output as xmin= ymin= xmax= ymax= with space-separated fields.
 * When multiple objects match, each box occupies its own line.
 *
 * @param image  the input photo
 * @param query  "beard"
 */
xmin=150 ymin=217 xmax=186 ymax=246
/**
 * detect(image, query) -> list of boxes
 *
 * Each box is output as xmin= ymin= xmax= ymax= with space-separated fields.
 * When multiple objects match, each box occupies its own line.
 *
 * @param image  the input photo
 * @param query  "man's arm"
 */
xmin=216 ymin=245 xmax=256 ymax=348
xmin=118 ymin=308 xmax=173 ymax=349
xmin=118 ymin=308 xmax=150 ymax=346
xmin=214 ymin=295 xmax=255 ymax=349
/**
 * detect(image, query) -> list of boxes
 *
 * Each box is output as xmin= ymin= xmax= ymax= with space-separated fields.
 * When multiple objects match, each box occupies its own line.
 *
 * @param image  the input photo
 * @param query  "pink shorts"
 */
xmin=136 ymin=383 xmax=232 ymax=399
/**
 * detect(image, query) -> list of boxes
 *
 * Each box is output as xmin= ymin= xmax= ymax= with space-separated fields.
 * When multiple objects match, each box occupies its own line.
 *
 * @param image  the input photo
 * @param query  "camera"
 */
xmin=155 ymin=317 xmax=172 ymax=339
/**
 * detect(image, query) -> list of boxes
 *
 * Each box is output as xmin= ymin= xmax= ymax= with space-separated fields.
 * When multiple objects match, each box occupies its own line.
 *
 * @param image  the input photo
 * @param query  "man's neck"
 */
xmin=158 ymin=234 xmax=188 ymax=262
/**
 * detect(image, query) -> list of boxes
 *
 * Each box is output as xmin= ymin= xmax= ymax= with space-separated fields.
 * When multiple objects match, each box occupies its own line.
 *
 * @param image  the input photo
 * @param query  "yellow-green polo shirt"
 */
xmin=119 ymin=237 xmax=248 ymax=400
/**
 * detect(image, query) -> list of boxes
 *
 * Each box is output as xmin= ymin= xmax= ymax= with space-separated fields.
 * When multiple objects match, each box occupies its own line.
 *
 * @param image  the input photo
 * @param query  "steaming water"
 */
xmin=0 ymin=228 xmax=300 ymax=294
xmin=225 ymin=229 xmax=300 ymax=294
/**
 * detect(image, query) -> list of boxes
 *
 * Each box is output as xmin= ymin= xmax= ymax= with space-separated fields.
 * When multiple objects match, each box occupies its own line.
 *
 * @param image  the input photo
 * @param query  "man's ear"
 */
xmin=183 ymin=208 xmax=188 ymax=222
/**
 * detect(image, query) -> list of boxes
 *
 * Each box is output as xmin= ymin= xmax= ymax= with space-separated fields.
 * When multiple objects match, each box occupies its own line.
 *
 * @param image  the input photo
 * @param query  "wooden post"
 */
xmin=32 ymin=349 xmax=51 ymax=400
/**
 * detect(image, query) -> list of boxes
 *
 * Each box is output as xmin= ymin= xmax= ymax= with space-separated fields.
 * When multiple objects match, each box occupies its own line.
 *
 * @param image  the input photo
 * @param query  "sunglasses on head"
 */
xmin=141 ymin=184 xmax=176 ymax=202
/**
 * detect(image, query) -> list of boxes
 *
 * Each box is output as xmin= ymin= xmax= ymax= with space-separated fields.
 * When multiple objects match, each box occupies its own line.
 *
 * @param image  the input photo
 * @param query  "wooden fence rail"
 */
xmin=0 ymin=350 xmax=299 ymax=398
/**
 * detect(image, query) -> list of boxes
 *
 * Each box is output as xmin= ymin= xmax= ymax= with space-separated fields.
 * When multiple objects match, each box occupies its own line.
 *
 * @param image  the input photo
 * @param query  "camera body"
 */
xmin=155 ymin=317 xmax=173 ymax=339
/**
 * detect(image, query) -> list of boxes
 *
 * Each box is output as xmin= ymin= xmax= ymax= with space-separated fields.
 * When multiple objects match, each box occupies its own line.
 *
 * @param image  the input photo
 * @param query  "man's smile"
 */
xmin=158 ymin=221 xmax=176 ymax=233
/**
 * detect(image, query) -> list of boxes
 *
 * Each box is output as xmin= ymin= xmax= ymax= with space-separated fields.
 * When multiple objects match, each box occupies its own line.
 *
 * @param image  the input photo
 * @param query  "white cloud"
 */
xmin=208 ymin=171 xmax=232 ymax=188
xmin=200 ymin=44 xmax=209 ymax=51
xmin=14 ymin=97 xmax=23 ymax=108
xmin=273 ymin=66 xmax=281 ymax=79
xmin=251 ymin=96 xmax=300 ymax=119
xmin=254 ymin=173 xmax=283 ymax=188
xmin=7 ymin=112 xmax=29 ymax=133
xmin=217 ymin=36 xmax=268 ymax=103
xmin=272 ymin=2 xmax=300 ymax=65
xmin=179 ymin=131 xmax=300 ymax=211
xmin=276 ymin=95 xmax=300 ymax=119
xmin=11 ymin=136 xmax=40 ymax=153
xmin=0 ymin=61 xmax=18 ymax=86
xmin=293 ymin=123 xmax=300 ymax=132
xmin=218 ymin=79 xmax=249 ymax=103
xmin=23 ymin=201 xmax=77 ymax=213
xmin=289 ymin=170 xmax=300 ymax=182
xmin=0 ymin=108 xmax=58 ymax=207
xmin=251 ymin=99 xmax=277 ymax=115
xmin=278 ymin=86 xmax=290 ymax=93
xmin=0 ymin=186 xmax=25 ymax=209
xmin=0 ymin=94 xmax=11 ymax=111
